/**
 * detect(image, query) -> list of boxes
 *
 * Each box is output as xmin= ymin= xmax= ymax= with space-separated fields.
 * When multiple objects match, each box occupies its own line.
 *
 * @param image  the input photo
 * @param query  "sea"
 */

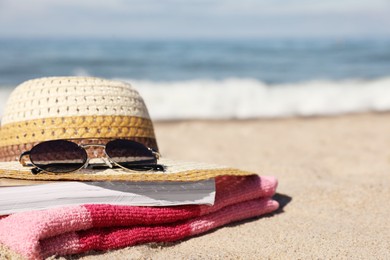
xmin=0 ymin=38 xmax=390 ymax=120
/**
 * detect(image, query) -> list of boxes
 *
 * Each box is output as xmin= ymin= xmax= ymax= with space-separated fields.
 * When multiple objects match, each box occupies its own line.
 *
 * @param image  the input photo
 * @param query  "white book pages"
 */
xmin=0 ymin=180 xmax=215 ymax=215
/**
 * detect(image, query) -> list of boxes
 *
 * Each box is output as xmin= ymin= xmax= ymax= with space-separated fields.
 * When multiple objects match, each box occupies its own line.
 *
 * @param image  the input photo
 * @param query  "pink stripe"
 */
xmin=190 ymin=198 xmax=279 ymax=235
xmin=78 ymin=224 xmax=192 ymax=252
xmin=0 ymin=206 xmax=92 ymax=259
xmin=199 ymin=175 xmax=278 ymax=215
xmin=84 ymin=203 xmax=202 ymax=228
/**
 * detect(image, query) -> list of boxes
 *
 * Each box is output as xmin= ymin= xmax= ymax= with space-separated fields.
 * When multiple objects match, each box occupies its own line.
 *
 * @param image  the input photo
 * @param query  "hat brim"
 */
xmin=0 ymin=158 xmax=256 ymax=182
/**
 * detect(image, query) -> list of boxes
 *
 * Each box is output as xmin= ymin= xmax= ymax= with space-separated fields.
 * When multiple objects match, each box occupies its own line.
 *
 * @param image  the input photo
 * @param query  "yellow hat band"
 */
xmin=0 ymin=115 xmax=157 ymax=161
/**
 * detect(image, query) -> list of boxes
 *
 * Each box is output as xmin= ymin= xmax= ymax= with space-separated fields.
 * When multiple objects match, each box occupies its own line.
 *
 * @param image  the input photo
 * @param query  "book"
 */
xmin=0 ymin=179 xmax=215 ymax=215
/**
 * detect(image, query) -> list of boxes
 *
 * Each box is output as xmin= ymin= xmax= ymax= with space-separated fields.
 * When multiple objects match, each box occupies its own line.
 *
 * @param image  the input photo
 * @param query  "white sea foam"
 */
xmin=1 ymin=77 xmax=390 ymax=120
xmin=124 ymin=77 xmax=390 ymax=120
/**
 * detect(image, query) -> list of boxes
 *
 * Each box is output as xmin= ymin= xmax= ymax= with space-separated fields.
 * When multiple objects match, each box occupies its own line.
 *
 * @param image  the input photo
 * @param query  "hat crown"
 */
xmin=0 ymin=77 xmax=158 ymax=161
xmin=2 ymin=77 xmax=150 ymax=126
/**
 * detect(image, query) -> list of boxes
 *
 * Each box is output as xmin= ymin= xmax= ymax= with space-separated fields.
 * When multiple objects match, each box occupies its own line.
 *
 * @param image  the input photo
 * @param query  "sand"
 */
xmin=60 ymin=113 xmax=390 ymax=259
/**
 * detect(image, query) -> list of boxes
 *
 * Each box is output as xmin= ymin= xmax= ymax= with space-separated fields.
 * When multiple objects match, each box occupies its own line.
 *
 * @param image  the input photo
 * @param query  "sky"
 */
xmin=0 ymin=0 xmax=389 ymax=39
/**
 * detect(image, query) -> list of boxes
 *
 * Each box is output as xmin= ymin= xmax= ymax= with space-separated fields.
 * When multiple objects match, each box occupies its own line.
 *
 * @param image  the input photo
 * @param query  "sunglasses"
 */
xmin=19 ymin=139 xmax=165 ymax=174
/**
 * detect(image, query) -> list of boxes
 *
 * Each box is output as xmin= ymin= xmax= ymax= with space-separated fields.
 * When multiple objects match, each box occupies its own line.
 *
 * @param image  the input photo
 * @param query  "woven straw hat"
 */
xmin=0 ymin=77 xmax=253 ymax=182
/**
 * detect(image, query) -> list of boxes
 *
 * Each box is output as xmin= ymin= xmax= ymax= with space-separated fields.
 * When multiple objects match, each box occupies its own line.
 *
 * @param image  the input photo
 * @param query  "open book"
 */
xmin=0 ymin=179 xmax=215 ymax=215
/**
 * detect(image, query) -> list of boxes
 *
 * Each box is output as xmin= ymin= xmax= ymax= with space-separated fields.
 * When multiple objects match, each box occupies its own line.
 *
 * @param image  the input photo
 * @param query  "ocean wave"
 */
xmin=123 ymin=77 xmax=390 ymax=120
xmin=1 ymin=77 xmax=390 ymax=120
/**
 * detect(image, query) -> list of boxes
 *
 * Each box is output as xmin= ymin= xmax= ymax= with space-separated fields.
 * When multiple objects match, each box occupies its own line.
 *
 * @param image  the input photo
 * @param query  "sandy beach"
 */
xmin=1 ymin=1 xmax=389 ymax=259
xmin=58 ymin=112 xmax=390 ymax=259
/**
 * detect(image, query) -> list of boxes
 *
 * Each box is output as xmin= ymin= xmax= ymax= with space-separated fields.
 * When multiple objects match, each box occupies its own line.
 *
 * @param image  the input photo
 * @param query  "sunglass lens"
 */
xmin=30 ymin=140 xmax=87 ymax=173
xmin=105 ymin=139 xmax=157 ymax=169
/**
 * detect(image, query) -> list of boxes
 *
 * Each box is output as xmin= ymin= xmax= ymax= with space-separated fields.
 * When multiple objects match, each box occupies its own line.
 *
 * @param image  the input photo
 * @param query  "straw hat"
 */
xmin=0 ymin=77 xmax=254 ymax=182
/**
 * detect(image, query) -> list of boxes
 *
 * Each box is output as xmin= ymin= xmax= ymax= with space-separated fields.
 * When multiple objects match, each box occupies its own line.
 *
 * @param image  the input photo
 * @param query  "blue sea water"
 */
xmin=0 ymin=38 xmax=390 ymax=119
xmin=0 ymin=38 xmax=389 ymax=85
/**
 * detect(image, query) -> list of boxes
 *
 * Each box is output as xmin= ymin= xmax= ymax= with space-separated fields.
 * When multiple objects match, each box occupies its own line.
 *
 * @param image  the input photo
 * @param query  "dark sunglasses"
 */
xmin=19 ymin=139 xmax=165 ymax=174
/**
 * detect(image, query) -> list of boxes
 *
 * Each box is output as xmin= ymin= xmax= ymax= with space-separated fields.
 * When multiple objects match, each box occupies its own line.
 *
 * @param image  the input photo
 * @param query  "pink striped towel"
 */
xmin=0 ymin=175 xmax=279 ymax=259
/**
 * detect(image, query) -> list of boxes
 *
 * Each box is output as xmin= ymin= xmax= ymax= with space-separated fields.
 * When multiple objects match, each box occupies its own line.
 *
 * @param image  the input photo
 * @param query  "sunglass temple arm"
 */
xmin=19 ymin=151 xmax=31 ymax=166
xmin=149 ymin=148 xmax=161 ymax=159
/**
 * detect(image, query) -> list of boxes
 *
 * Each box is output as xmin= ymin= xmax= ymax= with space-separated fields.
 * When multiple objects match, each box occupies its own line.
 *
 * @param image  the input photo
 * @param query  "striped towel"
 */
xmin=0 ymin=175 xmax=279 ymax=259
